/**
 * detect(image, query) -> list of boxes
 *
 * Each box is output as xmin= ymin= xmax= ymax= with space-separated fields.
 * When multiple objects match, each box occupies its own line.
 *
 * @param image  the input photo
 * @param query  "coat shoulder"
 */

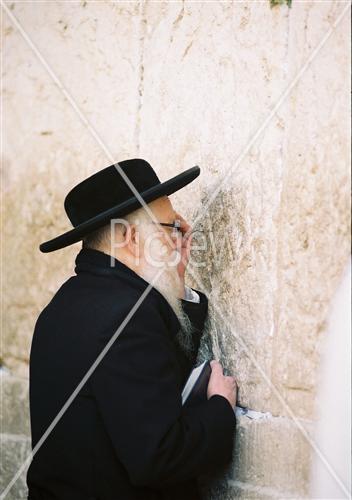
xmin=34 ymin=271 xmax=179 ymax=346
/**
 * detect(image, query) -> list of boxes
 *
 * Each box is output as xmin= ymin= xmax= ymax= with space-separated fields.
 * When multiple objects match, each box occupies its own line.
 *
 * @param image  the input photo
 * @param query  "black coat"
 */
xmin=26 ymin=248 xmax=236 ymax=500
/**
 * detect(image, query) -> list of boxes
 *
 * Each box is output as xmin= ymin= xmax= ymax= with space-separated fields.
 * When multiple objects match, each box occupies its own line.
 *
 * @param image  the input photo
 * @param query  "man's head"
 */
xmin=82 ymin=196 xmax=194 ymax=357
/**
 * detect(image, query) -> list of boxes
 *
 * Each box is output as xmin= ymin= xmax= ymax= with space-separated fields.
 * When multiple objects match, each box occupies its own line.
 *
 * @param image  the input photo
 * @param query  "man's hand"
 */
xmin=174 ymin=212 xmax=193 ymax=293
xmin=207 ymin=360 xmax=237 ymax=408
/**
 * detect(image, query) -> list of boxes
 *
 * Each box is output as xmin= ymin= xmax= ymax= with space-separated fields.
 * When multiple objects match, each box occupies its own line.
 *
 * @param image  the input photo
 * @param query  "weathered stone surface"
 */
xmin=204 ymin=479 xmax=303 ymax=500
xmin=139 ymin=0 xmax=351 ymax=421
xmin=2 ymin=1 xmax=141 ymax=375
xmin=0 ymin=434 xmax=31 ymax=500
xmin=2 ymin=1 xmax=350 ymax=498
xmin=197 ymin=414 xmax=314 ymax=498
xmin=269 ymin=1 xmax=351 ymax=420
xmin=0 ymin=374 xmax=30 ymax=436
xmin=232 ymin=415 xmax=313 ymax=494
xmin=200 ymin=479 xmax=302 ymax=500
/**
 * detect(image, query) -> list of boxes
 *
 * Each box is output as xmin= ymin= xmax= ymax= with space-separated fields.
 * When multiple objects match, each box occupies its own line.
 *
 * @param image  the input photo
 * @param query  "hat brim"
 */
xmin=39 ymin=165 xmax=200 ymax=253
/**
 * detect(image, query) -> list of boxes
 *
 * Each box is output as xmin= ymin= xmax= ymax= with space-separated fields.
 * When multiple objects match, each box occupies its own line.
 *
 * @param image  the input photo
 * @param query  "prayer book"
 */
xmin=181 ymin=359 xmax=259 ymax=417
xmin=181 ymin=360 xmax=211 ymax=407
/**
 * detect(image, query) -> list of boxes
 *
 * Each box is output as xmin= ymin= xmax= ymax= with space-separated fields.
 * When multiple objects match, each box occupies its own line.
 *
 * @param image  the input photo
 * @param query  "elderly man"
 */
xmin=27 ymin=159 xmax=237 ymax=500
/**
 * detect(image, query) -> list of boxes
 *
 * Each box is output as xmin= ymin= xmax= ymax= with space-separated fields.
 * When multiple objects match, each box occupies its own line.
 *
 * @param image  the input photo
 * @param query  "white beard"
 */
xmin=138 ymin=246 xmax=195 ymax=360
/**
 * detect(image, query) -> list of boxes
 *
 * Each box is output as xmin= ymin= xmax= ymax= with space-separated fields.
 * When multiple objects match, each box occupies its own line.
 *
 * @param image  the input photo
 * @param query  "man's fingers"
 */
xmin=175 ymin=212 xmax=191 ymax=236
xmin=184 ymin=233 xmax=193 ymax=253
xmin=210 ymin=360 xmax=223 ymax=375
xmin=225 ymin=375 xmax=237 ymax=386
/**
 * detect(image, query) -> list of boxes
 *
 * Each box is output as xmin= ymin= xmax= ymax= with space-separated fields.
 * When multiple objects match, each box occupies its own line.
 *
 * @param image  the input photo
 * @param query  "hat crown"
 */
xmin=64 ymin=159 xmax=160 ymax=227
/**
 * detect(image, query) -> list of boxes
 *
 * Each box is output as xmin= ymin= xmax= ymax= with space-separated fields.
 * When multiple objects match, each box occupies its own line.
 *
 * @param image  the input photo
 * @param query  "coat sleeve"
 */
xmin=180 ymin=288 xmax=209 ymax=365
xmin=90 ymin=297 xmax=236 ymax=489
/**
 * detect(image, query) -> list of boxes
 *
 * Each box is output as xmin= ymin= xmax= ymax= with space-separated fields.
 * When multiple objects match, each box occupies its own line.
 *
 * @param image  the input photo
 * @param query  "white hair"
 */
xmin=82 ymin=208 xmax=195 ymax=359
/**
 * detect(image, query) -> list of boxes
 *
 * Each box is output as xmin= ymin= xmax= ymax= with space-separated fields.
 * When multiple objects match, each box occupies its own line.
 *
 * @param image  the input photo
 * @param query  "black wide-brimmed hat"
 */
xmin=39 ymin=158 xmax=200 ymax=253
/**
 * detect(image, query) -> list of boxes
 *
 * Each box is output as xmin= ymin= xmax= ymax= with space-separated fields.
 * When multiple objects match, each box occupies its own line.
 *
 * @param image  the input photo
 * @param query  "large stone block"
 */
xmin=198 ymin=414 xmax=314 ymax=499
xmin=2 ymin=1 xmax=350 ymax=498
xmin=232 ymin=415 xmax=313 ymax=494
xmin=2 ymin=1 xmax=141 ymax=375
xmin=138 ymin=0 xmax=351 ymax=422
xmin=201 ymin=479 xmax=301 ymax=500
xmin=0 ymin=434 xmax=31 ymax=500
xmin=0 ymin=373 xmax=31 ymax=436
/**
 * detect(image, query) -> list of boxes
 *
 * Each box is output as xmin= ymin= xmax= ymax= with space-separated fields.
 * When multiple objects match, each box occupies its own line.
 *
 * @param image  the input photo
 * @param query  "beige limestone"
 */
xmin=1 ymin=1 xmax=350 ymax=499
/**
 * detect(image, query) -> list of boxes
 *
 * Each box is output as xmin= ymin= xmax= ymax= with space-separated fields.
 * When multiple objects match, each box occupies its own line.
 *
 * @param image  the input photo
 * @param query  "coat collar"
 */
xmin=74 ymin=247 xmax=149 ymax=290
xmin=74 ymin=247 xmax=182 ymax=334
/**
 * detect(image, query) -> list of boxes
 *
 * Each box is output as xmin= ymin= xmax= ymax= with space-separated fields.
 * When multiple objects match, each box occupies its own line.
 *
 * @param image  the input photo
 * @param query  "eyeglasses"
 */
xmin=152 ymin=219 xmax=182 ymax=237
xmin=151 ymin=220 xmax=205 ymax=244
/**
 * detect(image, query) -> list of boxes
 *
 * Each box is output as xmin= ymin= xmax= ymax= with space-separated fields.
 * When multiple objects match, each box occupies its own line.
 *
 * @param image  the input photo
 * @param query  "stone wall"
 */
xmin=0 ymin=372 xmax=31 ymax=499
xmin=309 ymin=259 xmax=351 ymax=498
xmin=1 ymin=1 xmax=350 ymax=499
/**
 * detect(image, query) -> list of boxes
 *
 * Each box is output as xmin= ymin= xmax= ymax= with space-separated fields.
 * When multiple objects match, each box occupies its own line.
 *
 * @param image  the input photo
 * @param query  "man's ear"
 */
xmin=125 ymin=224 xmax=140 ymax=258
